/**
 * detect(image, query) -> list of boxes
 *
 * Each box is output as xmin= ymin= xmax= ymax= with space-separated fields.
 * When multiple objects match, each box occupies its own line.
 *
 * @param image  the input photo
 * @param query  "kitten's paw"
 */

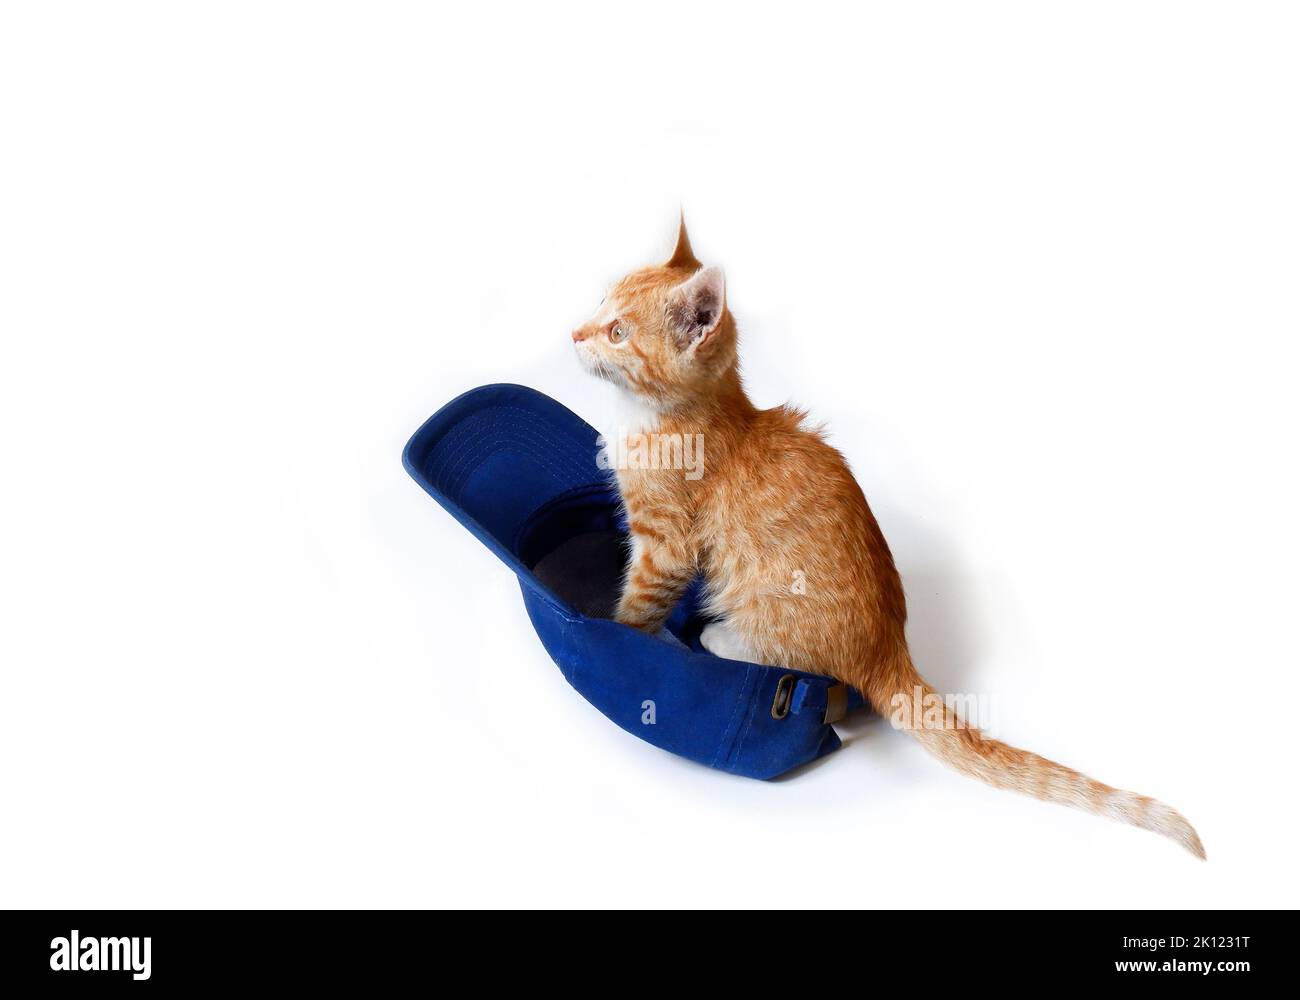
xmin=699 ymin=622 xmax=754 ymax=662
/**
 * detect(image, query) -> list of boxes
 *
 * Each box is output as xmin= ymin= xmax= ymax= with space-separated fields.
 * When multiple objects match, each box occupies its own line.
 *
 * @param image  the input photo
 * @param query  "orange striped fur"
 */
xmin=571 ymin=219 xmax=1204 ymax=858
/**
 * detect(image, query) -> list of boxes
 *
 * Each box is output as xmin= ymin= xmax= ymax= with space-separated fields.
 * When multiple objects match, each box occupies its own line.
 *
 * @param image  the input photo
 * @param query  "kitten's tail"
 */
xmin=863 ymin=649 xmax=1205 ymax=859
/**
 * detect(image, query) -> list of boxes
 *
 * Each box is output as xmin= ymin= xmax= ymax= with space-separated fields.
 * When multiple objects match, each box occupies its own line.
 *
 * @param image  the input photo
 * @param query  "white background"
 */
xmin=2 ymin=2 xmax=1297 ymax=909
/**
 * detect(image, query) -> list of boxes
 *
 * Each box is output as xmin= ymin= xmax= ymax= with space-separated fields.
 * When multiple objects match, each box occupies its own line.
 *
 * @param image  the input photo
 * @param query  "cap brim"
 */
xmin=402 ymin=383 xmax=611 ymax=581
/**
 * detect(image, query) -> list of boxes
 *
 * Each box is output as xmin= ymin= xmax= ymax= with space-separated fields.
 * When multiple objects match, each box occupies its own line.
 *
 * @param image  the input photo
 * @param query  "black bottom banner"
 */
xmin=0 ymin=909 xmax=1275 ymax=989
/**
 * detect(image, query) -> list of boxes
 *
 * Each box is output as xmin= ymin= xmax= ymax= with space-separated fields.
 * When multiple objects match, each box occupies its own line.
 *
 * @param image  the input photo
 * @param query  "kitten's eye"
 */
xmin=609 ymin=324 xmax=628 ymax=344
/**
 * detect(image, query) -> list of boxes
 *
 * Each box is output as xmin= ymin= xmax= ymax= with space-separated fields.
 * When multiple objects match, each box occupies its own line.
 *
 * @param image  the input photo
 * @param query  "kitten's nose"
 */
xmin=571 ymin=326 xmax=591 ymax=343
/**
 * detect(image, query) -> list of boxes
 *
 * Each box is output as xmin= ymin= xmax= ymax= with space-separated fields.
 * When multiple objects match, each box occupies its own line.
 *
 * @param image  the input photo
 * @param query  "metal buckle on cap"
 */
xmin=823 ymin=684 xmax=850 ymax=725
xmin=771 ymin=674 xmax=796 ymax=719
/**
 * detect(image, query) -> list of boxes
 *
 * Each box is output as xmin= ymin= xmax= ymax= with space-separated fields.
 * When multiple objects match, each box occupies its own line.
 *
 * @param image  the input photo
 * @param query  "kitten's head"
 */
xmin=572 ymin=219 xmax=736 ymax=407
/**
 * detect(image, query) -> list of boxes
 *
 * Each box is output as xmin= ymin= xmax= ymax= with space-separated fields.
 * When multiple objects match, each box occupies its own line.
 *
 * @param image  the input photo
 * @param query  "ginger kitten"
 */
xmin=571 ymin=219 xmax=1204 ymax=858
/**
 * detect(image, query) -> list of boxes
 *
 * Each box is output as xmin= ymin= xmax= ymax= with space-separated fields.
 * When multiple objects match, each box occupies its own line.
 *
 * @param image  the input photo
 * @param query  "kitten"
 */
xmin=571 ymin=219 xmax=1204 ymax=858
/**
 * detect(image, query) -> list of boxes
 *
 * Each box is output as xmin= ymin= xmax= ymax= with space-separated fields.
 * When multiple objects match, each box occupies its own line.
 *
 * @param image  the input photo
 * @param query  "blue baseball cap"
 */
xmin=402 ymin=383 xmax=864 ymax=779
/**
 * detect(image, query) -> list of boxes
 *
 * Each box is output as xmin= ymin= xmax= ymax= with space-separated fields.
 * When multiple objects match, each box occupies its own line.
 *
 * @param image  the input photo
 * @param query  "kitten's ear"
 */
xmin=664 ymin=213 xmax=700 ymax=269
xmin=666 ymin=266 xmax=725 ymax=351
